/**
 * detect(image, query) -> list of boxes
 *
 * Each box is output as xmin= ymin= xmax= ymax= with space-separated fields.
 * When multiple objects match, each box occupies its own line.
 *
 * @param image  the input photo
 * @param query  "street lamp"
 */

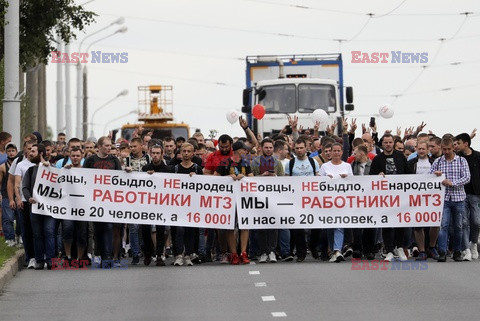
xmin=90 ymin=89 xmax=128 ymax=137
xmin=82 ymin=26 xmax=128 ymax=139
xmin=75 ymin=17 xmax=125 ymax=138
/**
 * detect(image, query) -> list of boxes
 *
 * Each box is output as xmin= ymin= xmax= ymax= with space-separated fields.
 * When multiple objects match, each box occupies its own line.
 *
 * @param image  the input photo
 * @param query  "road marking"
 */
xmin=262 ymin=296 xmax=276 ymax=302
xmin=255 ymin=282 xmax=267 ymax=287
xmin=271 ymin=312 xmax=287 ymax=317
xmin=249 ymin=270 xmax=260 ymax=275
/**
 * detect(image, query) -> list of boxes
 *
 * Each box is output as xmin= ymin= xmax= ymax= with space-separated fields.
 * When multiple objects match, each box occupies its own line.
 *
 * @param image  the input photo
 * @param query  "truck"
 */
xmin=120 ymin=85 xmax=190 ymax=141
xmin=242 ymin=54 xmax=354 ymax=136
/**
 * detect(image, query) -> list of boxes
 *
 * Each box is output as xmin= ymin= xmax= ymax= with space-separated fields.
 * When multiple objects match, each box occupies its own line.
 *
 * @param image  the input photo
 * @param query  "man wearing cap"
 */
xmin=214 ymin=140 xmax=253 ymax=264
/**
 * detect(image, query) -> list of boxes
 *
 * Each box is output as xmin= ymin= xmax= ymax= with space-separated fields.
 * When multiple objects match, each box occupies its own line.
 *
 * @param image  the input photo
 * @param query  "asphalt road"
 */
xmin=0 ymin=257 xmax=479 ymax=321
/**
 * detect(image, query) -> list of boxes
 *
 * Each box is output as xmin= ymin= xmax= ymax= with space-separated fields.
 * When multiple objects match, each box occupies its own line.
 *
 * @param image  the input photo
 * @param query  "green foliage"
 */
xmin=0 ymin=0 xmax=96 ymax=69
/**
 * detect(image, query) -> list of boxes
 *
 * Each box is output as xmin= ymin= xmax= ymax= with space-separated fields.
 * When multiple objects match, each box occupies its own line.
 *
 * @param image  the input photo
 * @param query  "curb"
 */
xmin=0 ymin=249 xmax=25 ymax=291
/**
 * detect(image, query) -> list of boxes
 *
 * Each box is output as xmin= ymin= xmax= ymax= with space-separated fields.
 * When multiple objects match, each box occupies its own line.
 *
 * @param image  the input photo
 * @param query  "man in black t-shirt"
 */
xmin=83 ymin=137 xmax=122 ymax=267
xmin=172 ymin=143 xmax=203 ymax=267
xmin=141 ymin=144 xmax=171 ymax=266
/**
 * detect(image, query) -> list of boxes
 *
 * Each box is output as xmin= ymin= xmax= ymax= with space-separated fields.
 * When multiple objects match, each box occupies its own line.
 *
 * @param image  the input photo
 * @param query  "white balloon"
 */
xmin=312 ymin=109 xmax=329 ymax=130
xmin=226 ymin=109 xmax=240 ymax=124
xmin=379 ymin=104 xmax=394 ymax=119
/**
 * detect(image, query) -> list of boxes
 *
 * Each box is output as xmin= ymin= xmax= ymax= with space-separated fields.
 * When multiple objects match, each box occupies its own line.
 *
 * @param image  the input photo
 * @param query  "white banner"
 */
xmin=32 ymin=165 xmax=236 ymax=229
xmin=32 ymin=165 xmax=445 ymax=229
xmin=236 ymin=174 xmax=445 ymax=229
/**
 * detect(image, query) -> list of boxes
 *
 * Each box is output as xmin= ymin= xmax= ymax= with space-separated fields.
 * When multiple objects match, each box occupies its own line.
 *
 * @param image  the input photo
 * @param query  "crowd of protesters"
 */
xmin=0 ymin=114 xmax=478 ymax=269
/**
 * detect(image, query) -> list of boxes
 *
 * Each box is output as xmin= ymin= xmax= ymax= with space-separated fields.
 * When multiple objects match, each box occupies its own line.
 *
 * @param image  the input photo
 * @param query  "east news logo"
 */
xmin=351 ymin=51 xmax=428 ymax=63
xmin=51 ymin=51 xmax=128 ymax=63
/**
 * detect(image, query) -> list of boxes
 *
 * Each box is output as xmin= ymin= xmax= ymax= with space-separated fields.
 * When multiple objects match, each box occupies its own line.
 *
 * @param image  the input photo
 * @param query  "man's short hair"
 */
xmin=295 ymin=138 xmax=307 ymax=147
xmin=274 ymin=140 xmax=287 ymax=153
xmin=24 ymin=139 xmax=36 ymax=147
xmin=0 ymin=131 xmax=12 ymax=142
xmin=68 ymin=137 xmax=81 ymax=147
xmin=261 ymin=138 xmax=274 ymax=147
xmin=441 ymin=138 xmax=454 ymax=146
xmin=320 ymin=136 xmax=335 ymax=147
xmin=181 ymin=142 xmax=194 ymax=151
xmin=130 ymin=137 xmax=143 ymax=145
xmin=429 ymin=136 xmax=441 ymax=146
xmin=355 ymin=145 xmax=368 ymax=155
xmin=187 ymin=138 xmax=199 ymax=150
xmin=218 ymin=134 xmax=233 ymax=145
xmin=42 ymin=140 xmax=53 ymax=148
xmin=455 ymin=133 xmax=471 ymax=147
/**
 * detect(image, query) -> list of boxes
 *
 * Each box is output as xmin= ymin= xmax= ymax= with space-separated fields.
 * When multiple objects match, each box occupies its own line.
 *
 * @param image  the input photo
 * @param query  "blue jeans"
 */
xmin=129 ymin=224 xmax=140 ymax=257
xmin=30 ymin=213 xmax=56 ymax=264
xmin=278 ymin=229 xmax=290 ymax=256
xmin=1 ymin=198 xmax=15 ymax=241
xmin=94 ymin=222 xmax=113 ymax=260
xmin=463 ymin=195 xmax=480 ymax=248
xmin=198 ymin=228 xmax=215 ymax=255
xmin=438 ymin=200 xmax=464 ymax=253
xmin=327 ymin=228 xmax=344 ymax=252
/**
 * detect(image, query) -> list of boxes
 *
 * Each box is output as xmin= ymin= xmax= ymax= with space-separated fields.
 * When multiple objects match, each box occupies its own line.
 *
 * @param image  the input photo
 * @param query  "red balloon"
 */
xmin=252 ymin=104 xmax=266 ymax=120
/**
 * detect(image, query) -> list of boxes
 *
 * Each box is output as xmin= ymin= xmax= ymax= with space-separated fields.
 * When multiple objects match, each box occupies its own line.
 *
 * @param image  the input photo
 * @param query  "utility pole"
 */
xmin=2 ymin=0 xmax=21 ymax=146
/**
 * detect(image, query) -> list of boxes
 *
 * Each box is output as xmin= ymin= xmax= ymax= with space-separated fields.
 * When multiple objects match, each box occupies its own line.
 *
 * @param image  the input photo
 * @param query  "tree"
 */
xmin=0 ymin=0 xmax=96 ymax=68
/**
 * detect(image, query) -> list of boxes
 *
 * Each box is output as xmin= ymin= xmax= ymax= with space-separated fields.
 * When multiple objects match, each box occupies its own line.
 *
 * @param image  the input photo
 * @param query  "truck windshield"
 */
xmin=258 ymin=84 xmax=296 ymax=114
xmin=298 ymin=84 xmax=336 ymax=113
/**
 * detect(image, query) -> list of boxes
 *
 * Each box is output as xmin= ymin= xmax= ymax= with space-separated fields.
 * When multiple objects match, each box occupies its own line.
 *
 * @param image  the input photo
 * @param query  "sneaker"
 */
xmin=343 ymin=246 xmax=353 ymax=258
xmin=437 ymin=252 xmax=447 ymax=262
xmin=240 ymin=252 xmax=250 ymax=264
xmin=144 ymin=255 xmax=152 ymax=266
xmin=6 ymin=239 xmax=15 ymax=247
xmin=34 ymin=261 xmax=44 ymax=270
xmin=93 ymin=256 xmax=102 ymax=266
xmin=470 ymin=242 xmax=479 ymax=260
xmin=46 ymin=262 xmax=53 ymax=270
xmin=113 ymin=260 xmax=122 ymax=268
xmin=184 ymin=255 xmax=193 ymax=266
xmin=396 ymin=247 xmax=408 ymax=262
xmin=165 ymin=247 xmax=172 ymax=258
xmin=296 ymin=255 xmax=306 ymax=263
xmin=259 ymin=253 xmax=268 ymax=263
xmin=220 ymin=253 xmax=230 ymax=264
xmin=131 ymin=256 xmax=140 ymax=265
xmin=352 ymin=251 xmax=362 ymax=259
xmin=427 ymin=247 xmax=439 ymax=260
xmin=310 ymin=247 xmax=319 ymax=259
xmin=463 ymin=249 xmax=472 ymax=261
xmin=191 ymin=253 xmax=201 ymax=264
xmin=453 ymin=251 xmax=463 ymax=262
xmin=366 ymin=252 xmax=376 ymax=260
xmin=231 ymin=253 xmax=240 ymax=265
xmin=202 ymin=252 xmax=213 ymax=263
xmin=384 ymin=252 xmax=394 ymax=262
xmin=416 ymin=252 xmax=427 ymax=261
xmin=268 ymin=251 xmax=277 ymax=263
xmin=174 ymin=255 xmax=184 ymax=266
xmin=27 ymin=258 xmax=36 ymax=269
xmin=282 ymin=254 xmax=294 ymax=262
xmin=329 ymin=251 xmax=345 ymax=263
xmin=412 ymin=246 xmax=420 ymax=257
xmin=155 ymin=257 xmax=165 ymax=266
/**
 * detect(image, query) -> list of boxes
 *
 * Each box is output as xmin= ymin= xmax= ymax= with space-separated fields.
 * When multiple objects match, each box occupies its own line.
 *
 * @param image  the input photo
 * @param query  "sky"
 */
xmin=46 ymin=0 xmax=480 ymax=148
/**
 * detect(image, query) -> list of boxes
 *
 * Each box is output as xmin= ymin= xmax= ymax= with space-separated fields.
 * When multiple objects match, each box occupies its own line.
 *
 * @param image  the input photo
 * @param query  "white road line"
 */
xmin=271 ymin=312 xmax=287 ymax=317
xmin=249 ymin=270 xmax=260 ymax=275
xmin=262 ymin=296 xmax=276 ymax=302
xmin=255 ymin=282 xmax=267 ymax=287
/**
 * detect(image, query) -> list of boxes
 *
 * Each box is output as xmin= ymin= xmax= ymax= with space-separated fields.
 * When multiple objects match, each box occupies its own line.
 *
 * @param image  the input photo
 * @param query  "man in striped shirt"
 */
xmin=430 ymin=138 xmax=470 ymax=262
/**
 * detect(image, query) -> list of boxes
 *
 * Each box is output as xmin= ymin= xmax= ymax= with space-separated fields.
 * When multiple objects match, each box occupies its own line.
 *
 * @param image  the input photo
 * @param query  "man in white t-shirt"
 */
xmin=408 ymin=141 xmax=437 ymax=261
xmin=13 ymin=140 xmax=37 ymax=268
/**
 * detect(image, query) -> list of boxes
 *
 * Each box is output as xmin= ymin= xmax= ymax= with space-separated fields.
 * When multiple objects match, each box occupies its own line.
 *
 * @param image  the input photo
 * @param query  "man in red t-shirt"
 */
xmin=203 ymin=134 xmax=233 ymax=175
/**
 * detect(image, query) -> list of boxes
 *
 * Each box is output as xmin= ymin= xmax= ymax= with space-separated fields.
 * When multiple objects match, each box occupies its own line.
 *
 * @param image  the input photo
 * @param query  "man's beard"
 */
xmin=30 ymin=155 xmax=41 ymax=164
